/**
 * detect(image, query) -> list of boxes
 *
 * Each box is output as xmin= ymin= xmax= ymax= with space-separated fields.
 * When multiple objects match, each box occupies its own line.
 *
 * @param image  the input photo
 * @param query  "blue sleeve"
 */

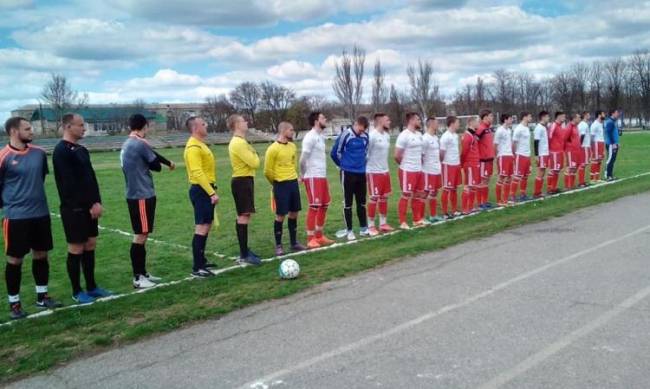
xmin=604 ymin=120 xmax=613 ymax=145
xmin=330 ymin=134 xmax=342 ymax=167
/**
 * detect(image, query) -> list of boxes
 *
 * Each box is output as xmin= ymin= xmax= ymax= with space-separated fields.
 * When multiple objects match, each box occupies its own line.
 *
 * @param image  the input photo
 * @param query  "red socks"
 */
xmin=306 ymin=207 xmax=317 ymax=239
xmin=429 ymin=197 xmax=438 ymax=217
xmin=378 ymin=197 xmax=388 ymax=218
xmin=398 ymin=196 xmax=409 ymax=224
xmin=534 ymin=176 xmax=543 ymax=196
xmin=367 ymin=197 xmax=377 ymax=221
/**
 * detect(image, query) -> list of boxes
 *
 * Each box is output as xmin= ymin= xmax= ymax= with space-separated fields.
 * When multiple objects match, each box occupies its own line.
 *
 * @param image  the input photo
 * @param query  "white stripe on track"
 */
xmin=2 ymin=171 xmax=649 ymax=328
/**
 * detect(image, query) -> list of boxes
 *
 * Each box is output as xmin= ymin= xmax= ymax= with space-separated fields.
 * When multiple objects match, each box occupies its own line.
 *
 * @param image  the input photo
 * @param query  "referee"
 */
xmin=227 ymin=114 xmax=261 ymax=265
xmin=53 ymin=113 xmax=112 ymax=303
xmin=2 ymin=117 xmax=62 ymax=319
xmin=120 ymin=114 xmax=175 ymax=289
xmin=263 ymin=121 xmax=306 ymax=256
xmin=184 ymin=116 xmax=218 ymax=277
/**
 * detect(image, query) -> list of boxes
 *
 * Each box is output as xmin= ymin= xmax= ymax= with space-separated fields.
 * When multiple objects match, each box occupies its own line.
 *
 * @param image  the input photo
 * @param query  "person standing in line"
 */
xmin=460 ymin=117 xmax=480 ymax=214
xmin=493 ymin=114 xmax=515 ymax=205
xmin=394 ymin=112 xmax=425 ymax=229
xmin=577 ymin=111 xmax=591 ymax=187
xmin=511 ymin=112 xmax=533 ymax=201
xmin=533 ymin=111 xmax=551 ymax=198
xmin=475 ymin=110 xmax=495 ymax=209
xmin=366 ymin=113 xmax=394 ymax=235
xmin=604 ymin=109 xmax=621 ymax=181
xmin=422 ymin=117 xmax=443 ymax=222
xmin=53 ymin=113 xmax=113 ymax=303
xmin=439 ymin=116 xmax=461 ymax=219
xmin=590 ymin=110 xmax=606 ymax=182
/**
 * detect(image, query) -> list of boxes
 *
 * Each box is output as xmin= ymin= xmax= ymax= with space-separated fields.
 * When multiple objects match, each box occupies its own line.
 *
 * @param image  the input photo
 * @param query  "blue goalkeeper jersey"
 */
xmin=330 ymin=127 xmax=369 ymax=174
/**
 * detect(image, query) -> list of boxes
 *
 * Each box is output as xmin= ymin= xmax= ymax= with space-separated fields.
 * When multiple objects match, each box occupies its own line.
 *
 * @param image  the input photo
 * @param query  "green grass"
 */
xmin=1 ymin=132 xmax=650 ymax=383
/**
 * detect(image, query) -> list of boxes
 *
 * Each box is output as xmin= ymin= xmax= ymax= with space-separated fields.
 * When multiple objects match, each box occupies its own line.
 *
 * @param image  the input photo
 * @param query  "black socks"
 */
xmin=274 ymin=220 xmax=283 ymax=246
xmin=32 ymin=259 xmax=49 ymax=301
xmin=67 ymin=253 xmax=83 ymax=296
xmin=192 ymin=234 xmax=207 ymax=271
xmin=82 ymin=250 xmax=97 ymax=291
xmin=236 ymin=222 xmax=248 ymax=258
xmin=288 ymin=218 xmax=298 ymax=246
xmin=5 ymin=262 xmax=21 ymax=298
xmin=130 ymin=243 xmax=147 ymax=277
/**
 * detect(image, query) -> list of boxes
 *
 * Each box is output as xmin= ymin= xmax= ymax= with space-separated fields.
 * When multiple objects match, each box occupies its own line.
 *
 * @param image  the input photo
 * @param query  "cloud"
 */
xmin=267 ymin=61 xmax=319 ymax=80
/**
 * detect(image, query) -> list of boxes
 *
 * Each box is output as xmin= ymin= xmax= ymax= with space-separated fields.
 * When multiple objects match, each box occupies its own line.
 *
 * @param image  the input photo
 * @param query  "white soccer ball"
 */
xmin=279 ymin=259 xmax=300 ymax=279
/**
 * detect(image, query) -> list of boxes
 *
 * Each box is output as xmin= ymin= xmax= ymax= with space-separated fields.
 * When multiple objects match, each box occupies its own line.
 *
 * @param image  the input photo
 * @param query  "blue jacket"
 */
xmin=330 ymin=127 xmax=369 ymax=174
xmin=604 ymin=117 xmax=619 ymax=145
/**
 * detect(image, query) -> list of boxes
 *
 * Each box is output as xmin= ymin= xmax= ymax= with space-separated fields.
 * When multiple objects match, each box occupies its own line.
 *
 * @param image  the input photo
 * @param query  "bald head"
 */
xmin=277 ymin=121 xmax=295 ymax=142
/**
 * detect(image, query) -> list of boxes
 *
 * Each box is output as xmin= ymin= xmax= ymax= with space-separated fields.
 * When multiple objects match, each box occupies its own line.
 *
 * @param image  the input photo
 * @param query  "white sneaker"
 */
xmin=399 ymin=222 xmax=411 ymax=230
xmin=145 ymin=274 xmax=162 ymax=283
xmin=133 ymin=275 xmax=156 ymax=289
xmin=359 ymin=227 xmax=370 ymax=237
xmin=346 ymin=230 xmax=356 ymax=241
xmin=335 ymin=229 xmax=348 ymax=239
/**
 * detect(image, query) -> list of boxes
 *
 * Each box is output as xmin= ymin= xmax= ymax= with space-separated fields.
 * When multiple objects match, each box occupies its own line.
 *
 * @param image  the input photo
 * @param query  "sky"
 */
xmin=1 ymin=0 xmax=649 ymax=122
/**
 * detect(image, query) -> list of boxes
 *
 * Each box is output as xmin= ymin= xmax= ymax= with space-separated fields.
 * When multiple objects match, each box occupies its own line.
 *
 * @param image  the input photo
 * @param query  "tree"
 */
xmin=259 ymin=81 xmax=295 ymax=132
xmin=570 ymin=62 xmax=590 ymax=112
xmin=40 ymin=73 xmax=86 ymax=133
xmin=589 ymin=61 xmax=605 ymax=110
xmin=407 ymin=59 xmax=441 ymax=120
xmin=202 ymin=95 xmax=234 ymax=132
xmin=230 ymin=82 xmax=261 ymax=126
xmin=605 ymin=57 xmax=627 ymax=110
xmin=371 ymin=59 xmax=388 ymax=113
xmin=388 ymin=84 xmax=408 ymax=131
xmin=332 ymin=45 xmax=366 ymax=121
xmin=551 ymin=71 xmax=576 ymax=113
xmin=630 ymin=50 xmax=650 ymax=125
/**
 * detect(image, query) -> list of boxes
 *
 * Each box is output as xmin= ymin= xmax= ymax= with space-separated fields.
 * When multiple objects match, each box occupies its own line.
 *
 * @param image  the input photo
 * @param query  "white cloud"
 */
xmin=267 ymin=61 xmax=319 ymax=80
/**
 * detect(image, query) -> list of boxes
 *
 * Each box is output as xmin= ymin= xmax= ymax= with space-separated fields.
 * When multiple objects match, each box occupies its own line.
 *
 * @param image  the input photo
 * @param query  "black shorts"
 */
xmin=273 ymin=179 xmax=302 ymax=215
xmin=3 ymin=216 xmax=53 ymax=258
xmin=60 ymin=207 xmax=99 ymax=244
xmin=127 ymin=196 xmax=156 ymax=234
xmin=231 ymin=176 xmax=255 ymax=215
xmin=189 ymin=185 xmax=216 ymax=225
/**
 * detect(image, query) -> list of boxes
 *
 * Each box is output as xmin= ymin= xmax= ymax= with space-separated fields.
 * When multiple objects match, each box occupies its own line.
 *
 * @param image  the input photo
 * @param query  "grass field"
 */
xmin=1 ymin=132 xmax=649 ymax=382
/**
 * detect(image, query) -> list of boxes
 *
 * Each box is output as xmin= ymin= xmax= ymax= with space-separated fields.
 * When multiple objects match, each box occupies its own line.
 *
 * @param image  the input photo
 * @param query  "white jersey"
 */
xmin=494 ymin=126 xmax=513 ymax=157
xmin=578 ymin=121 xmax=590 ymax=147
xmin=533 ymin=123 xmax=549 ymax=156
xmin=439 ymin=131 xmax=460 ymax=165
xmin=512 ymin=123 xmax=531 ymax=157
xmin=421 ymin=132 xmax=442 ymax=174
xmin=300 ymin=128 xmax=327 ymax=178
xmin=590 ymin=120 xmax=604 ymax=143
xmin=366 ymin=128 xmax=390 ymax=174
xmin=395 ymin=128 xmax=423 ymax=172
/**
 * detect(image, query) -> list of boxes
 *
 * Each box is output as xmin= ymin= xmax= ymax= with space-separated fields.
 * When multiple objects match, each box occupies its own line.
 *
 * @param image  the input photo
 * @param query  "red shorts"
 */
xmin=497 ymin=155 xmax=514 ymax=177
xmin=514 ymin=155 xmax=531 ymax=177
xmin=550 ymin=152 xmax=564 ymax=171
xmin=480 ymin=160 xmax=493 ymax=179
xmin=367 ymin=172 xmax=392 ymax=197
xmin=566 ymin=151 xmax=580 ymax=169
xmin=442 ymin=164 xmax=460 ymax=189
xmin=462 ymin=165 xmax=480 ymax=186
xmin=537 ymin=155 xmax=549 ymax=169
xmin=304 ymin=177 xmax=330 ymax=206
xmin=591 ymin=142 xmax=604 ymax=161
xmin=423 ymin=173 xmax=442 ymax=192
xmin=398 ymin=169 xmax=424 ymax=194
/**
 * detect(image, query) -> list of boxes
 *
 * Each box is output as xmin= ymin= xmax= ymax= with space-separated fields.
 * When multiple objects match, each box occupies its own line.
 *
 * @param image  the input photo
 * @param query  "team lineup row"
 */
xmin=1 ymin=108 xmax=622 ymax=319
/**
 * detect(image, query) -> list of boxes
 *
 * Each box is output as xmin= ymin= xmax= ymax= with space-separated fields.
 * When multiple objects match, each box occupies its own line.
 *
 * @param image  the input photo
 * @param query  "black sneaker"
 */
xmin=36 ymin=295 xmax=63 ymax=309
xmin=9 ymin=302 xmax=27 ymax=320
xmin=191 ymin=268 xmax=215 ymax=278
xmin=238 ymin=254 xmax=262 ymax=266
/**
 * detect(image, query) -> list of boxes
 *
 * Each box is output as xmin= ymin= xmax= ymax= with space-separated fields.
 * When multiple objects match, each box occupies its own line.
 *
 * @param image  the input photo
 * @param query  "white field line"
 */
xmin=1 ymin=172 xmax=649 ymax=328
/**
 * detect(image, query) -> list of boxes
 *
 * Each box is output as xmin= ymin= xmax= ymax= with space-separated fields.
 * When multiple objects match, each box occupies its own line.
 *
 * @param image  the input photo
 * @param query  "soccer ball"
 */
xmin=279 ymin=259 xmax=300 ymax=279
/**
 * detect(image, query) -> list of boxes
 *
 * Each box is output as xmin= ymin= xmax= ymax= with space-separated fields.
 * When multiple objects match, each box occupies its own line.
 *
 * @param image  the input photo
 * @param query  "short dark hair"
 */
xmin=4 ymin=116 xmax=28 ymax=135
xmin=356 ymin=116 xmax=369 ymax=129
xmin=554 ymin=111 xmax=564 ymax=119
xmin=185 ymin=116 xmax=198 ymax=132
xmin=446 ymin=115 xmax=458 ymax=127
xmin=580 ymin=111 xmax=589 ymax=119
xmin=373 ymin=112 xmax=387 ymax=121
xmin=520 ymin=112 xmax=530 ymax=119
xmin=500 ymin=113 xmax=511 ymax=124
xmin=129 ymin=114 xmax=148 ymax=131
xmin=426 ymin=117 xmax=437 ymax=126
xmin=405 ymin=112 xmax=419 ymax=123
xmin=594 ymin=109 xmax=605 ymax=117
xmin=608 ymin=109 xmax=618 ymax=116
xmin=538 ymin=111 xmax=549 ymax=120
xmin=479 ymin=109 xmax=492 ymax=120
xmin=308 ymin=111 xmax=322 ymax=127
xmin=62 ymin=113 xmax=77 ymax=127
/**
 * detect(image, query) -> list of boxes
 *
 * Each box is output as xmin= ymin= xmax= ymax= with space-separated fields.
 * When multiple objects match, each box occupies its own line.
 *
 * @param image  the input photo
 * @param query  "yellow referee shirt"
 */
xmin=228 ymin=135 xmax=260 ymax=177
xmin=264 ymin=141 xmax=298 ymax=183
xmin=184 ymin=136 xmax=216 ymax=196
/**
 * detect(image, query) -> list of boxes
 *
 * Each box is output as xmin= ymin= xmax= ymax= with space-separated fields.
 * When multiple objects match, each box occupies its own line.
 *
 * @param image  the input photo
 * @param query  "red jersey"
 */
xmin=548 ymin=121 xmax=568 ymax=153
xmin=460 ymin=129 xmax=480 ymax=167
xmin=476 ymin=121 xmax=495 ymax=160
xmin=565 ymin=122 xmax=581 ymax=153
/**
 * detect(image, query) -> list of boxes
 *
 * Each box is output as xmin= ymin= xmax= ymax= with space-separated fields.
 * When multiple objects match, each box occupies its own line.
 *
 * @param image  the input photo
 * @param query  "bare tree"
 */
xmin=493 ymin=69 xmax=515 ymax=114
xmin=552 ymin=71 xmax=577 ymax=113
xmin=260 ymin=81 xmax=296 ymax=132
xmin=202 ymin=95 xmax=234 ymax=132
xmin=40 ymin=73 xmax=85 ymax=133
xmin=371 ymin=59 xmax=388 ymax=113
xmin=589 ymin=61 xmax=604 ymax=110
xmin=605 ymin=57 xmax=627 ymax=110
xmin=332 ymin=45 xmax=366 ymax=121
xmin=388 ymin=84 xmax=408 ymax=131
xmin=230 ymin=82 xmax=261 ymax=126
xmin=630 ymin=50 xmax=650 ymax=125
xmin=407 ymin=59 xmax=440 ymax=119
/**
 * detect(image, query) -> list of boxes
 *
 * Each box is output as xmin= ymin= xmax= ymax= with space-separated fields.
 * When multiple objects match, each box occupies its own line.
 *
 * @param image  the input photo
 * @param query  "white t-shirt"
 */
xmin=300 ymin=128 xmax=327 ymax=178
xmin=533 ymin=123 xmax=549 ymax=156
xmin=512 ymin=123 xmax=531 ymax=157
xmin=421 ymin=132 xmax=442 ymax=174
xmin=395 ymin=129 xmax=423 ymax=172
xmin=494 ymin=126 xmax=513 ymax=157
xmin=578 ymin=121 xmax=590 ymax=147
xmin=439 ymin=131 xmax=460 ymax=165
xmin=590 ymin=120 xmax=604 ymax=143
xmin=366 ymin=129 xmax=390 ymax=174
